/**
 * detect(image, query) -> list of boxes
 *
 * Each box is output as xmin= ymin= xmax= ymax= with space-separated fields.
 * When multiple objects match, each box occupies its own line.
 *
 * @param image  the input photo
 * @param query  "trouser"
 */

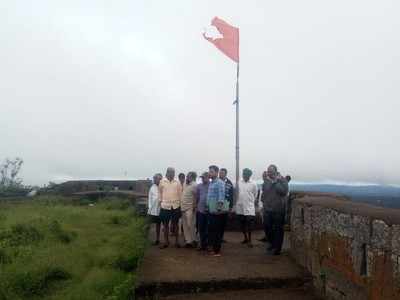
xmin=264 ymin=211 xmax=285 ymax=253
xmin=261 ymin=210 xmax=271 ymax=243
xmin=197 ymin=212 xmax=208 ymax=249
xmin=181 ymin=209 xmax=196 ymax=244
xmin=208 ymin=213 xmax=227 ymax=253
xmin=238 ymin=215 xmax=255 ymax=233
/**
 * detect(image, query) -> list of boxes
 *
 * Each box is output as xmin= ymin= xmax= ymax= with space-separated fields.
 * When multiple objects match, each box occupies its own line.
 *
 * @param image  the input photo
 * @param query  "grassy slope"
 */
xmin=0 ymin=197 xmax=147 ymax=300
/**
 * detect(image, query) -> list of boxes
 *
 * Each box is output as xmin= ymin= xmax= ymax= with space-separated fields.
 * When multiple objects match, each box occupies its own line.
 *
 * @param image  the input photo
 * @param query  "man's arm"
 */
xmin=260 ymin=183 xmax=267 ymax=205
xmin=158 ymin=183 xmax=163 ymax=204
xmin=216 ymin=181 xmax=225 ymax=211
xmin=252 ymin=183 xmax=258 ymax=199
xmin=228 ymin=181 xmax=234 ymax=209
xmin=192 ymin=185 xmax=197 ymax=210
xmin=275 ymin=179 xmax=288 ymax=196
xmin=218 ymin=181 xmax=225 ymax=202
xmin=195 ymin=185 xmax=200 ymax=206
xmin=177 ymin=182 xmax=182 ymax=200
xmin=147 ymin=187 xmax=152 ymax=210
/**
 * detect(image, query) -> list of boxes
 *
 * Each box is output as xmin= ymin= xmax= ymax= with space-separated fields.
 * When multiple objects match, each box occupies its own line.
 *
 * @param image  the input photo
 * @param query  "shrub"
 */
xmin=0 ymin=248 xmax=11 ymax=264
xmin=105 ymin=199 xmax=131 ymax=210
xmin=12 ymin=266 xmax=71 ymax=297
xmin=111 ymin=254 xmax=139 ymax=272
xmin=109 ymin=215 xmax=130 ymax=226
xmin=0 ymin=223 xmax=43 ymax=246
xmin=49 ymin=221 xmax=76 ymax=244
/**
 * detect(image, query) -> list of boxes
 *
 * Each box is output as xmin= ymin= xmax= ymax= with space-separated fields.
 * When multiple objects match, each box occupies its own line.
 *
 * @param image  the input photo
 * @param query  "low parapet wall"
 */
xmin=290 ymin=195 xmax=400 ymax=300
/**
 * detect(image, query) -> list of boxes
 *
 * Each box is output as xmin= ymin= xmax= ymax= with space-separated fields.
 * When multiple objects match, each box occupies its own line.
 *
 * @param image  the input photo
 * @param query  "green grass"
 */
xmin=0 ymin=196 xmax=148 ymax=300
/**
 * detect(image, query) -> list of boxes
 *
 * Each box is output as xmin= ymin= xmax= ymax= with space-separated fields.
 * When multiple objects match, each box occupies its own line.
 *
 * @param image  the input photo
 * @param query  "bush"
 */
xmin=105 ymin=199 xmax=131 ymax=210
xmin=0 ymin=248 xmax=11 ymax=264
xmin=109 ymin=215 xmax=130 ymax=226
xmin=0 ymin=197 xmax=147 ymax=300
xmin=49 ymin=221 xmax=77 ymax=244
xmin=0 ymin=223 xmax=43 ymax=246
xmin=12 ymin=266 xmax=71 ymax=297
xmin=111 ymin=255 xmax=139 ymax=272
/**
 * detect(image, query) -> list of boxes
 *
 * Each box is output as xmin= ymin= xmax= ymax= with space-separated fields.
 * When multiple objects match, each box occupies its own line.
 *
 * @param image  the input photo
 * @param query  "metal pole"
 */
xmin=235 ymin=62 xmax=240 ymax=204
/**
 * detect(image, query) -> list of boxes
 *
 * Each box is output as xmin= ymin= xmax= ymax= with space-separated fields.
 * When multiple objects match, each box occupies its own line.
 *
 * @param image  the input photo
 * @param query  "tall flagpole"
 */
xmin=235 ymin=62 xmax=240 ymax=203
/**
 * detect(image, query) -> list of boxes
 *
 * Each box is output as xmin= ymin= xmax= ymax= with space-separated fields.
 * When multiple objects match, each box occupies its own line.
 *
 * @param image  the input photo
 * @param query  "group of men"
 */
xmin=147 ymin=164 xmax=289 ymax=257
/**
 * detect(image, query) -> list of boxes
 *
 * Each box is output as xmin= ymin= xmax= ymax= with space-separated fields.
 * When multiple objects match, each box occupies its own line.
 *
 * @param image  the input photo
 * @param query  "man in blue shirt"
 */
xmin=207 ymin=165 xmax=229 ymax=257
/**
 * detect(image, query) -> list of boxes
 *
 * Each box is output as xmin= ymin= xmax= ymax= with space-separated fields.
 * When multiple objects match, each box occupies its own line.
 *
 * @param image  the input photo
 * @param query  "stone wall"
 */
xmin=57 ymin=180 xmax=151 ymax=195
xmin=290 ymin=195 xmax=400 ymax=300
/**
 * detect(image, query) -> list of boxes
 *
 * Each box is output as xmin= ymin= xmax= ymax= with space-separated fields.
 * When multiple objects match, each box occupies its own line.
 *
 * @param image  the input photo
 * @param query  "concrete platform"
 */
xmin=136 ymin=230 xmax=312 ymax=298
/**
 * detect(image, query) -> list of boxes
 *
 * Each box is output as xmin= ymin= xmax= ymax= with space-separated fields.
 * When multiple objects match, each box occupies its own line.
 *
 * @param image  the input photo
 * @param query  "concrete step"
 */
xmin=135 ymin=231 xmax=312 ymax=298
xmin=160 ymin=288 xmax=318 ymax=300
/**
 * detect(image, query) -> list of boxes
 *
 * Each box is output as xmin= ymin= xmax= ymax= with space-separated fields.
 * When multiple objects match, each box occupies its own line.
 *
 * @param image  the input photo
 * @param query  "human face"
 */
xmin=201 ymin=174 xmax=209 ymax=184
xmin=243 ymin=173 xmax=251 ymax=182
xmin=186 ymin=173 xmax=193 ymax=184
xmin=154 ymin=175 xmax=161 ymax=185
xmin=166 ymin=168 xmax=175 ymax=181
xmin=267 ymin=166 xmax=277 ymax=179
xmin=209 ymin=168 xmax=217 ymax=180
xmin=262 ymin=171 xmax=268 ymax=182
xmin=219 ymin=170 xmax=227 ymax=180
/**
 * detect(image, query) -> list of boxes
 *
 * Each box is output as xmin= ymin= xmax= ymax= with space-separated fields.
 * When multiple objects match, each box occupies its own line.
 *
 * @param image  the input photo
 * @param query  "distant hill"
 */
xmin=290 ymin=184 xmax=400 ymax=209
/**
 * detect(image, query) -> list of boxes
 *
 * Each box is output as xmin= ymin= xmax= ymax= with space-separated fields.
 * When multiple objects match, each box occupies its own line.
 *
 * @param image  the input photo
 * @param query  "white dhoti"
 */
xmin=181 ymin=209 xmax=196 ymax=244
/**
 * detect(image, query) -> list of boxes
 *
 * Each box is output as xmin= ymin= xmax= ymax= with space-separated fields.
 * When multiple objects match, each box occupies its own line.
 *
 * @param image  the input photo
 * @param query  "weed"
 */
xmin=111 ymin=254 xmax=139 ymax=272
xmin=105 ymin=199 xmax=131 ymax=210
xmin=49 ymin=220 xmax=77 ymax=244
xmin=0 ymin=197 xmax=147 ymax=300
xmin=12 ymin=266 xmax=71 ymax=297
xmin=0 ymin=248 xmax=11 ymax=264
xmin=109 ymin=215 xmax=131 ymax=226
xmin=0 ymin=223 xmax=43 ymax=246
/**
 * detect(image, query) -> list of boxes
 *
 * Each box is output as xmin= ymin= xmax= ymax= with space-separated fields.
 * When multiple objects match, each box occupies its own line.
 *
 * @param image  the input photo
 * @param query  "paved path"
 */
xmin=135 ymin=230 xmax=316 ymax=299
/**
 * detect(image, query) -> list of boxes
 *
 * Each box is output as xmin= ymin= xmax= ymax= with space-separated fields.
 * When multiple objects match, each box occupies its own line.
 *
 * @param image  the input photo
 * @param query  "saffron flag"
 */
xmin=203 ymin=17 xmax=239 ymax=63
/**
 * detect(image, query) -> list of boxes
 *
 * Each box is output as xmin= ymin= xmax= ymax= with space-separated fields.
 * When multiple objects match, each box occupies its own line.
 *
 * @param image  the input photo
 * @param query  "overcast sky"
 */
xmin=1 ymin=0 xmax=399 ymax=186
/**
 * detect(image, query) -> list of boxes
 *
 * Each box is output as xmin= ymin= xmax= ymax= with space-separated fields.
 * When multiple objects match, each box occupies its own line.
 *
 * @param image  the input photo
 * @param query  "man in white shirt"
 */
xmin=147 ymin=173 xmax=163 ymax=245
xmin=235 ymin=168 xmax=258 ymax=248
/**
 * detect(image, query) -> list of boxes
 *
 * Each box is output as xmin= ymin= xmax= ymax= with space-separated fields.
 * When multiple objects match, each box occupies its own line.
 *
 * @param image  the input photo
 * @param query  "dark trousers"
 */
xmin=264 ymin=211 xmax=285 ymax=253
xmin=208 ymin=213 xmax=226 ymax=253
xmin=197 ymin=212 xmax=208 ymax=250
xmin=262 ymin=212 xmax=271 ymax=243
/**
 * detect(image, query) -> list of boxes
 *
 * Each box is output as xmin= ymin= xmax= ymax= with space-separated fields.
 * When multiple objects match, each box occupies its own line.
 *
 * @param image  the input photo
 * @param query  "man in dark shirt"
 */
xmin=261 ymin=164 xmax=288 ymax=255
xmin=219 ymin=168 xmax=234 ymax=209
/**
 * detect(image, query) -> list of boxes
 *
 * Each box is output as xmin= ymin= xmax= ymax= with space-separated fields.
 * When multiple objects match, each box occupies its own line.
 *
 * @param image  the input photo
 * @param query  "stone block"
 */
xmin=371 ymin=219 xmax=391 ymax=251
xmin=392 ymin=225 xmax=400 ymax=255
